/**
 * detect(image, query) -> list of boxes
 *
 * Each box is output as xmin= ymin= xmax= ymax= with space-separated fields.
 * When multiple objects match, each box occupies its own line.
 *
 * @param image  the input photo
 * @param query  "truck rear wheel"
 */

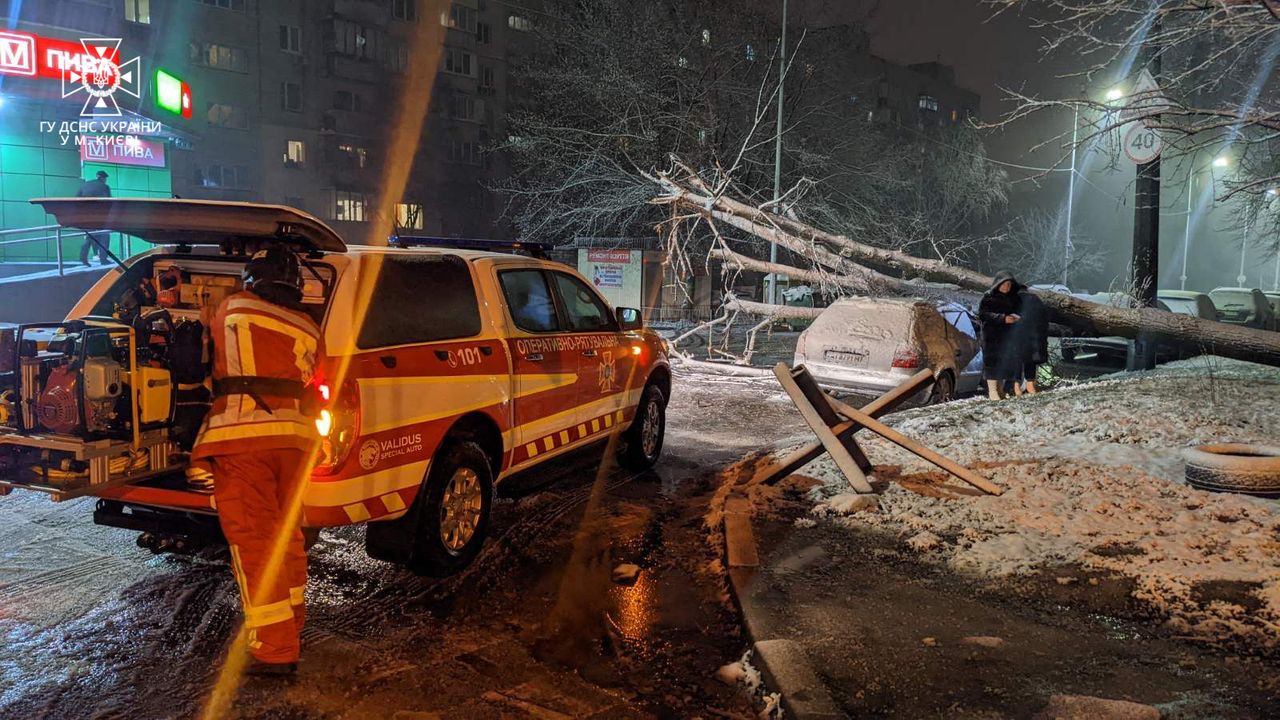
xmin=405 ymin=440 xmax=493 ymax=577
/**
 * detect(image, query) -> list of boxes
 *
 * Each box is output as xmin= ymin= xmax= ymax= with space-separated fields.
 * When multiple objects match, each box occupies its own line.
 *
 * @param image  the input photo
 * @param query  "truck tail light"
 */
xmin=891 ymin=346 xmax=921 ymax=369
xmin=315 ymin=378 xmax=360 ymax=476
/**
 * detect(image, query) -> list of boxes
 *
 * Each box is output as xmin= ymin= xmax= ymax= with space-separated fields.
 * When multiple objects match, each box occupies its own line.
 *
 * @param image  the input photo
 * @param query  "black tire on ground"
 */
xmin=405 ymin=440 xmax=494 ymax=577
xmin=620 ymin=384 xmax=666 ymax=470
xmin=928 ymin=371 xmax=955 ymax=405
xmin=1183 ymin=444 xmax=1280 ymax=498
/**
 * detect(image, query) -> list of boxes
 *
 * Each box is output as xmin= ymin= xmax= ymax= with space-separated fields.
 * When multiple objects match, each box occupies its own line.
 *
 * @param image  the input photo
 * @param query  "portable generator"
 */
xmin=0 ymin=318 xmax=178 ymax=497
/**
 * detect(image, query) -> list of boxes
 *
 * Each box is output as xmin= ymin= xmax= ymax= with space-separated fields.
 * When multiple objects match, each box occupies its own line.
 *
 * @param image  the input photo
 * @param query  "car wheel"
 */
xmin=406 ymin=440 xmax=493 ymax=577
xmin=928 ymin=371 xmax=955 ymax=405
xmin=620 ymin=384 xmax=666 ymax=470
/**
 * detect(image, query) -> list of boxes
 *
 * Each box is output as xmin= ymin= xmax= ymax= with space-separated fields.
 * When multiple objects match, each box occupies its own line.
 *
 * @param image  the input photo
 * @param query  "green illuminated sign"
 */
xmin=155 ymin=69 xmax=192 ymax=118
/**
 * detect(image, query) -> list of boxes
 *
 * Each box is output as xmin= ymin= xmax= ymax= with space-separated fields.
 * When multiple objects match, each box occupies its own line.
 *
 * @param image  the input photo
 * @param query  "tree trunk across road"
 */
xmin=653 ymin=170 xmax=1280 ymax=368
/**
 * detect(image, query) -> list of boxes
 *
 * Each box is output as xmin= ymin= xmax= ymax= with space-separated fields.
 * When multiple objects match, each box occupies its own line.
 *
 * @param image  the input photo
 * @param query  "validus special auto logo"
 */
xmin=61 ymin=38 xmax=141 ymax=117
xmin=358 ymin=433 xmax=426 ymax=471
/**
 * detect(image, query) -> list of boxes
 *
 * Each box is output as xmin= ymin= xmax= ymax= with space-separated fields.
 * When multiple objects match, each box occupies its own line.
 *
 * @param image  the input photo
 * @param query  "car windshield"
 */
xmin=1160 ymin=298 xmax=1196 ymax=316
xmin=1211 ymin=291 xmax=1254 ymax=308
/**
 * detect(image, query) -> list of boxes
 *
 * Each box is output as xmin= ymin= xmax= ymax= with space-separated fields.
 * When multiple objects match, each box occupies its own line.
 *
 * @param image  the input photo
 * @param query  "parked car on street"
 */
xmin=1209 ymin=287 xmax=1275 ymax=330
xmin=1264 ymin=291 xmax=1280 ymax=322
xmin=1059 ymin=292 xmax=1174 ymax=366
xmin=795 ymin=297 xmax=981 ymax=404
xmin=1156 ymin=290 xmax=1218 ymax=321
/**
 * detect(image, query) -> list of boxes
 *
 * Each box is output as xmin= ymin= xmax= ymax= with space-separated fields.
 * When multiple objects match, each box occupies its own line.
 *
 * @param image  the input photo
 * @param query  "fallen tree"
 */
xmin=650 ymin=164 xmax=1280 ymax=368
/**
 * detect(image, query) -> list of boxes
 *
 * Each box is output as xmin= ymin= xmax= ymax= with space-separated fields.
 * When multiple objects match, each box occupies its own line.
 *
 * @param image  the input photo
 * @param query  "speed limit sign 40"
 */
xmin=1123 ymin=122 xmax=1164 ymax=164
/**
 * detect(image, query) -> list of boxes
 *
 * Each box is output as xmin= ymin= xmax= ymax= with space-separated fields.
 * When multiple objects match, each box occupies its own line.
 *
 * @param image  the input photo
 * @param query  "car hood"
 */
xmin=32 ymin=198 xmax=347 ymax=253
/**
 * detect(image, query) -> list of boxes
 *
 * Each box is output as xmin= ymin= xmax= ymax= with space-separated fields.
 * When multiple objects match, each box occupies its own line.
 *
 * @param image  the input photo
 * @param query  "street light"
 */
xmin=1062 ymin=86 xmax=1128 ymax=286
xmin=1180 ymin=153 xmax=1230 ymax=290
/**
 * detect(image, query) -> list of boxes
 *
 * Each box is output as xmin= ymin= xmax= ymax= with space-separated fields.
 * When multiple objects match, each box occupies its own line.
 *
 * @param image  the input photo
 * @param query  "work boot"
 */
xmin=245 ymin=659 xmax=298 ymax=678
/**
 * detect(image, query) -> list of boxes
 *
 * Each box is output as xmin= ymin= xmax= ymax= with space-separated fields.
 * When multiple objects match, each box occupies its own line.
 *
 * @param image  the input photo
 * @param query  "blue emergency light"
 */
xmin=389 ymin=236 xmax=554 ymax=259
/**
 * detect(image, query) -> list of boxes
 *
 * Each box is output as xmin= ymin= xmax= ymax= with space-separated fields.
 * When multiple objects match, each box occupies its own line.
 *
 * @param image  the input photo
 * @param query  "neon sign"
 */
xmin=0 ymin=29 xmax=120 ymax=81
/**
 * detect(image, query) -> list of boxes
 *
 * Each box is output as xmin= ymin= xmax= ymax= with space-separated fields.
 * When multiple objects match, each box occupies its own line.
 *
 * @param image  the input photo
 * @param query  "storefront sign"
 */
xmin=0 ymin=29 xmax=119 ymax=81
xmin=79 ymin=135 xmax=166 ymax=168
xmin=580 ymin=249 xmax=643 ymax=309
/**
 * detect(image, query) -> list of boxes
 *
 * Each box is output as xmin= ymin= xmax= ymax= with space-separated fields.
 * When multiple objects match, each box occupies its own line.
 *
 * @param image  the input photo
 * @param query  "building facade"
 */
xmin=0 ymin=0 xmax=531 ymax=252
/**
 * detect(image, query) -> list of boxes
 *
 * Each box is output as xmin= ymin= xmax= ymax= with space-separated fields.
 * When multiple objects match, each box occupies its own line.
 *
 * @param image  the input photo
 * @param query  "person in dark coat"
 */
xmin=978 ymin=271 xmax=1023 ymax=399
xmin=1012 ymin=288 xmax=1050 ymax=394
xmin=76 ymin=171 xmax=112 ymax=266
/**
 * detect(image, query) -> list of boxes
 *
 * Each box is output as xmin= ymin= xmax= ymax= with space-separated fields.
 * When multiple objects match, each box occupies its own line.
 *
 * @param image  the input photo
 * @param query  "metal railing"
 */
xmin=0 ymin=225 xmax=127 ymax=276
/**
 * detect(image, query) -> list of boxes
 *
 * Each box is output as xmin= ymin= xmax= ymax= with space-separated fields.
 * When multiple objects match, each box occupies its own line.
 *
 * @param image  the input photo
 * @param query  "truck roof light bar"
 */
xmin=388 ymin=236 xmax=554 ymax=259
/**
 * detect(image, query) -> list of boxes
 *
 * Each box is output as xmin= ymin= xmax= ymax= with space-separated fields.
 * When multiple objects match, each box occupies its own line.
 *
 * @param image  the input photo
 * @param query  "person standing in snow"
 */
xmin=1012 ymin=287 xmax=1050 ymax=395
xmin=978 ymin=271 xmax=1023 ymax=400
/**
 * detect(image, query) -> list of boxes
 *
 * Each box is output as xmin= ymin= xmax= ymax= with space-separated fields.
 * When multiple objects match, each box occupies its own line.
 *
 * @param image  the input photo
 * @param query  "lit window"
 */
xmin=281 ymin=82 xmax=302 ymax=112
xmin=701 ymin=29 xmax=711 ymax=46
xmin=283 ymin=140 xmax=306 ymax=167
xmin=206 ymin=103 xmax=248 ymax=129
xmin=396 ymin=202 xmax=425 ymax=230
xmin=745 ymin=44 xmax=755 ymax=61
xmin=443 ymin=49 xmax=474 ymax=76
xmin=335 ymin=191 xmax=368 ymax=223
xmin=442 ymin=3 xmax=478 ymax=32
xmin=393 ymin=0 xmax=417 ymax=21
xmin=189 ymin=42 xmax=249 ymax=73
xmin=125 ymin=0 xmax=150 ymax=24
xmin=677 ymin=56 xmax=688 ymax=69
xmin=337 ymin=144 xmax=368 ymax=168
xmin=279 ymin=25 xmax=302 ymax=54
xmin=917 ymin=94 xmax=938 ymax=112
xmin=950 ymin=109 xmax=958 ymax=122
xmin=508 ymin=14 xmax=533 ymax=32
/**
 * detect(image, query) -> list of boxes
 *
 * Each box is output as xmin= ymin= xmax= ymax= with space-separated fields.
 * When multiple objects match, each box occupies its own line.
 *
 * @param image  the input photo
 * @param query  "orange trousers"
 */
xmin=211 ymin=449 xmax=309 ymax=664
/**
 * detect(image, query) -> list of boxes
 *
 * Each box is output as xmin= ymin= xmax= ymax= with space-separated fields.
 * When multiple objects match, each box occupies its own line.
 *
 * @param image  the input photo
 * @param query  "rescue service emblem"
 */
xmin=358 ymin=439 xmax=381 ymax=470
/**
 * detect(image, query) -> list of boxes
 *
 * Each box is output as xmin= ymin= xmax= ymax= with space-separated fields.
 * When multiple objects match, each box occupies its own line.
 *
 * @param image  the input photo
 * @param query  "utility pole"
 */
xmin=1180 ymin=160 xmax=1194 ymax=291
xmin=1128 ymin=20 xmax=1161 ymax=371
xmin=767 ymin=0 xmax=787 ymax=305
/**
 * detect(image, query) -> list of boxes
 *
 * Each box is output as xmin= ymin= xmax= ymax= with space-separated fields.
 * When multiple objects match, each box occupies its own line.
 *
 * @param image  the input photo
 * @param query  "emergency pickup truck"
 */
xmin=0 ymin=199 xmax=670 ymax=576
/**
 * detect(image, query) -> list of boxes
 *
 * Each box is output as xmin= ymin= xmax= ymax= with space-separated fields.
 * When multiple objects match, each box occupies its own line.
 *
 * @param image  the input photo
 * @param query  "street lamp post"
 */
xmin=1063 ymin=105 xmax=1078 ymax=287
xmin=1063 ymin=88 xmax=1124 ymax=287
xmin=767 ymin=0 xmax=788 ymax=306
xmin=1238 ymin=215 xmax=1251 ymax=287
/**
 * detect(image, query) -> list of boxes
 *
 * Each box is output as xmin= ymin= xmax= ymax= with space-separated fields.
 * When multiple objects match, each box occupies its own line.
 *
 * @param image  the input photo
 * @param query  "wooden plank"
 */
xmin=773 ymin=363 xmax=873 ymax=494
xmin=825 ymin=395 xmax=1004 ymax=496
xmin=753 ymin=368 xmax=935 ymax=485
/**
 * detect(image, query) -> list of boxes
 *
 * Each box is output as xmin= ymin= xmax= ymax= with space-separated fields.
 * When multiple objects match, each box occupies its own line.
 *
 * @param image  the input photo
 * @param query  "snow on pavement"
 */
xmin=800 ymin=357 xmax=1280 ymax=652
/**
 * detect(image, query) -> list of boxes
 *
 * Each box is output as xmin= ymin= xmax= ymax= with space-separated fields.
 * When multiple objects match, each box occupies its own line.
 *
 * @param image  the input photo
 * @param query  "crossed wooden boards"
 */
xmin=754 ymin=364 xmax=1003 ymax=496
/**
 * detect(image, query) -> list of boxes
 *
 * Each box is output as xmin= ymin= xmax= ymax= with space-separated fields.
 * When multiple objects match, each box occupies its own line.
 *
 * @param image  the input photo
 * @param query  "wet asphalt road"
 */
xmin=0 ymin=368 xmax=803 ymax=720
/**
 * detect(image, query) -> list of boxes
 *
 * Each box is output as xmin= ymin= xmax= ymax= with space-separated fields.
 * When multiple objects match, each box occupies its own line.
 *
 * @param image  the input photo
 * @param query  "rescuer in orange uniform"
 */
xmin=191 ymin=247 xmax=322 ymax=676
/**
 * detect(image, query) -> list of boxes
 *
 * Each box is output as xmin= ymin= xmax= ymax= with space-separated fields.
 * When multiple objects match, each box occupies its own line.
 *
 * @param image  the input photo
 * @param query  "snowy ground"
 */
xmin=783 ymin=357 xmax=1280 ymax=654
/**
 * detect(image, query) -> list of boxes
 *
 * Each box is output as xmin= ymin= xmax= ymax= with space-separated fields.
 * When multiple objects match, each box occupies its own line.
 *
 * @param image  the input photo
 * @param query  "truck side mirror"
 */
xmin=616 ymin=307 xmax=643 ymax=331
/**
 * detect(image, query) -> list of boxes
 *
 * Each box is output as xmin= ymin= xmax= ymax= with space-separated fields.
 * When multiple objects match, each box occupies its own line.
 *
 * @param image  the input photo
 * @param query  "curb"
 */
xmin=723 ymin=494 xmax=841 ymax=720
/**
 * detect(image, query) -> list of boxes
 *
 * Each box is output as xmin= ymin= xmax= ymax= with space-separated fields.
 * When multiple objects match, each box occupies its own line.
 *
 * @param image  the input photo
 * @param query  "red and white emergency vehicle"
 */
xmin=0 ymin=199 xmax=670 ymax=576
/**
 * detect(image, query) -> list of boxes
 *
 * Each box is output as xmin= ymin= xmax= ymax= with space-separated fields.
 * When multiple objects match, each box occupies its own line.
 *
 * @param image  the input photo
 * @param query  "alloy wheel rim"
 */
xmin=641 ymin=398 xmax=661 ymax=457
xmin=439 ymin=467 xmax=483 ymax=552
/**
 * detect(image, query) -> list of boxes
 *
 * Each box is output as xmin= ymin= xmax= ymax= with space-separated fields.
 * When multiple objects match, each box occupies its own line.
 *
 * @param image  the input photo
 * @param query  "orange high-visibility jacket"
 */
xmin=191 ymin=291 xmax=323 ymax=461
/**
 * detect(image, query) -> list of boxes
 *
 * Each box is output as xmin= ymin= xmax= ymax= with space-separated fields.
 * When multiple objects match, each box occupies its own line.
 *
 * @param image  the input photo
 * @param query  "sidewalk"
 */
xmin=727 ymin=501 xmax=1280 ymax=719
